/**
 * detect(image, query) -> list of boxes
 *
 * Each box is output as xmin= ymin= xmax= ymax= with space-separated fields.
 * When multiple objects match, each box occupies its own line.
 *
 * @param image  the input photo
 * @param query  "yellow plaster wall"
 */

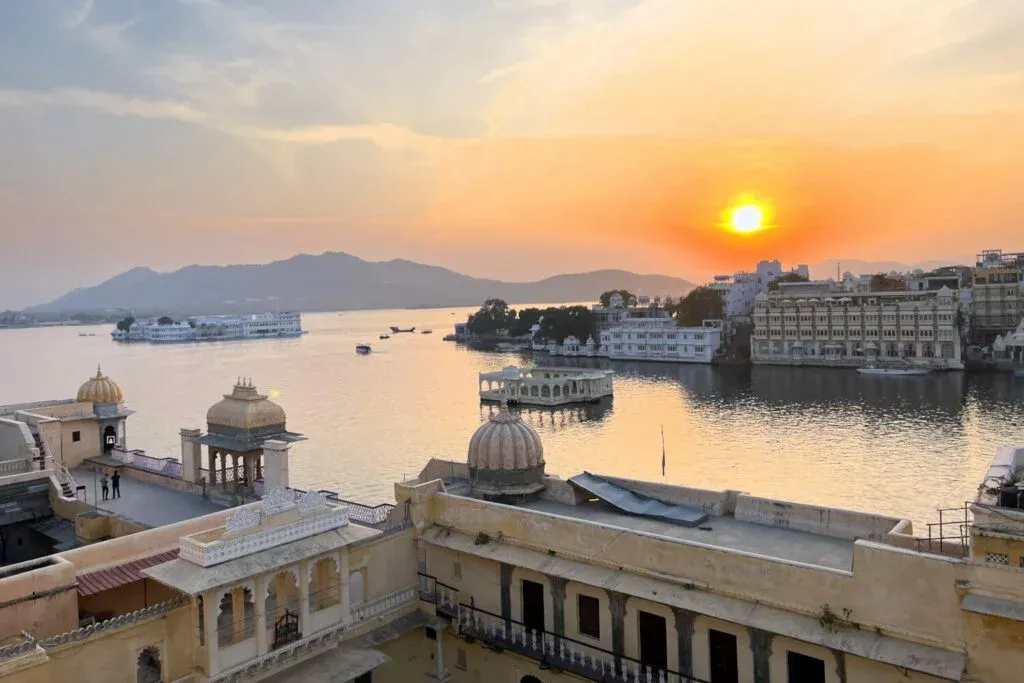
xmin=78 ymin=579 xmax=182 ymax=620
xmin=348 ymin=528 xmax=417 ymax=601
xmin=972 ymin=534 xmax=1024 ymax=567
xmin=961 ymin=611 xmax=1024 ymax=683
xmin=0 ymin=557 xmax=79 ymax=641
xmin=2 ymin=605 xmax=195 ymax=683
xmin=58 ymin=419 xmax=101 ymax=468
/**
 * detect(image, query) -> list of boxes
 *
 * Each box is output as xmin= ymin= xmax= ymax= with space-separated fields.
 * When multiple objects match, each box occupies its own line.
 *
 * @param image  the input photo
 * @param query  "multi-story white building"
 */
xmin=972 ymin=249 xmax=1024 ymax=339
xmin=710 ymin=260 xmax=810 ymax=320
xmin=113 ymin=312 xmax=304 ymax=343
xmin=546 ymin=309 xmax=724 ymax=363
xmin=752 ymin=282 xmax=964 ymax=369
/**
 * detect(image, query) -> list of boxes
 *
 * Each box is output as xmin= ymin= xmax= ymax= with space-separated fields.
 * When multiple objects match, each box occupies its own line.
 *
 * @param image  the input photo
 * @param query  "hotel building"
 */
xmin=2 ymin=373 xmax=1024 ymax=682
xmin=752 ymin=282 xmax=964 ymax=369
xmin=971 ymin=250 xmax=1024 ymax=341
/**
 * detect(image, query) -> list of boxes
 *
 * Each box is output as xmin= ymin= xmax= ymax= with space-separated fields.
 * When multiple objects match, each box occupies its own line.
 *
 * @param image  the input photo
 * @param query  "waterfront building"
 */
xmin=2 ymin=375 xmax=1024 ymax=681
xmin=479 ymin=366 xmax=613 ymax=406
xmin=752 ymin=282 xmax=965 ymax=369
xmin=112 ymin=312 xmax=304 ymax=343
xmin=971 ymin=249 xmax=1024 ymax=342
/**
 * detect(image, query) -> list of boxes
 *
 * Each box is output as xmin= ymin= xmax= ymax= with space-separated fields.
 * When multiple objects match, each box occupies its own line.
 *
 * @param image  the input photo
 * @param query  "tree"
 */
xmin=510 ymin=307 xmax=543 ymax=337
xmin=767 ymin=273 xmax=809 ymax=291
xmin=671 ymin=287 xmax=724 ymax=326
xmin=157 ymin=315 xmax=175 ymax=326
xmin=869 ymin=273 xmax=905 ymax=292
xmin=536 ymin=306 xmax=596 ymax=344
xmin=466 ymin=298 xmax=515 ymax=336
xmin=598 ymin=290 xmax=635 ymax=308
xmin=116 ymin=315 xmax=136 ymax=332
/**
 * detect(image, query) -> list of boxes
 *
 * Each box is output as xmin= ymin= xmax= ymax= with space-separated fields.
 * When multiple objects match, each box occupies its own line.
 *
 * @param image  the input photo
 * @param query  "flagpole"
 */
xmin=661 ymin=424 xmax=666 ymax=480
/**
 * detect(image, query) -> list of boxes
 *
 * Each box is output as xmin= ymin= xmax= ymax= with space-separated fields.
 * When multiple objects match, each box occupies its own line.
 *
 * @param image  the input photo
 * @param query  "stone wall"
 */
xmin=734 ymin=494 xmax=903 ymax=542
xmin=0 ymin=556 xmax=79 ymax=641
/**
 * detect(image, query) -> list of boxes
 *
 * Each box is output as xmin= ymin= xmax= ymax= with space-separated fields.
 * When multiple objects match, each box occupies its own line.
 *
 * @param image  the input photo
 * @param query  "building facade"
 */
xmin=752 ymin=283 xmax=964 ymax=369
xmin=113 ymin=312 xmax=304 ymax=343
xmin=971 ymin=250 xmax=1024 ymax=341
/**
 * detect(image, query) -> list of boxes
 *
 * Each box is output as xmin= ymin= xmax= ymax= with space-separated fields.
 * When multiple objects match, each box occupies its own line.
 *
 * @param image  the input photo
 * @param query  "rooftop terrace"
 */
xmin=71 ymin=467 xmax=227 ymax=528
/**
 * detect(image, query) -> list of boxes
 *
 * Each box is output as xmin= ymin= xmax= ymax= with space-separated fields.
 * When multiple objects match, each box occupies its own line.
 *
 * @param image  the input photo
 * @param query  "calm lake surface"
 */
xmin=3 ymin=309 xmax=1023 ymax=529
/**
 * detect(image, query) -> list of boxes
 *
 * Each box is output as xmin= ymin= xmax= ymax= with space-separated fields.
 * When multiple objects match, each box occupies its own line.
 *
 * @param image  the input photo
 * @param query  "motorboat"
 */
xmin=390 ymin=326 xmax=415 ymax=333
xmin=421 ymin=329 xmax=433 ymax=335
xmin=355 ymin=344 xmax=372 ymax=354
xmin=379 ymin=334 xmax=390 ymax=340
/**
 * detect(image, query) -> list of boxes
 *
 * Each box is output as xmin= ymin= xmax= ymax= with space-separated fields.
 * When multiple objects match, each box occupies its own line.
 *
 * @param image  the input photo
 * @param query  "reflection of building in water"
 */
xmin=480 ymin=398 xmax=612 ymax=429
xmin=479 ymin=366 xmax=613 ymax=406
xmin=753 ymin=283 xmax=965 ymax=370
xmin=2 ymin=371 xmax=1024 ymax=681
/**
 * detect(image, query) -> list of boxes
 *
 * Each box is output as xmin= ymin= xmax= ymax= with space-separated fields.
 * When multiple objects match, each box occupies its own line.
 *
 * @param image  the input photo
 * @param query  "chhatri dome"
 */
xmin=467 ymin=406 xmax=546 ymax=499
xmin=207 ymin=378 xmax=287 ymax=431
xmin=77 ymin=365 xmax=124 ymax=405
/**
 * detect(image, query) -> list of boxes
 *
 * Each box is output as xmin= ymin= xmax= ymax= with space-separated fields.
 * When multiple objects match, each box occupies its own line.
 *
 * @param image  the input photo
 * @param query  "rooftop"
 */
xmin=71 ymin=467 xmax=227 ymax=527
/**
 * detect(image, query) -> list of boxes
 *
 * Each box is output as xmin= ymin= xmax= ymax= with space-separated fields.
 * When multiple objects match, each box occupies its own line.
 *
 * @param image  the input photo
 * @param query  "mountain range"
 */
xmin=28 ymin=252 xmax=696 ymax=316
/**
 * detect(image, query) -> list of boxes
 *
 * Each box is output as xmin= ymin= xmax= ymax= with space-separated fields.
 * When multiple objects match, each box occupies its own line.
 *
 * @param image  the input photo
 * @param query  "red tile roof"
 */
xmin=76 ymin=550 xmax=179 ymax=596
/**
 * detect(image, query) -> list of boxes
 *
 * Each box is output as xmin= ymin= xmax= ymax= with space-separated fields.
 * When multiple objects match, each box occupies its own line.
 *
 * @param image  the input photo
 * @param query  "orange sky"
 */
xmin=2 ymin=0 xmax=1024 ymax=306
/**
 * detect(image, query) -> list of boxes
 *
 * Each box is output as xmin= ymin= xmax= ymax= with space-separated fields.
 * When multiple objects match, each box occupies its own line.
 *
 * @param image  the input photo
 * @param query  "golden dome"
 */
xmin=468 ymin=407 xmax=545 ymax=472
xmin=77 ymin=366 xmax=124 ymax=405
xmin=207 ymin=379 xmax=286 ymax=431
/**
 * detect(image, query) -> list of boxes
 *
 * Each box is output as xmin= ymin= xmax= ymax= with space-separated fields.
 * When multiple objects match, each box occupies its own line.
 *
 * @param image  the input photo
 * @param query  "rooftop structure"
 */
xmin=467 ymin=407 xmax=545 ymax=500
xmin=479 ymin=366 xmax=613 ymax=406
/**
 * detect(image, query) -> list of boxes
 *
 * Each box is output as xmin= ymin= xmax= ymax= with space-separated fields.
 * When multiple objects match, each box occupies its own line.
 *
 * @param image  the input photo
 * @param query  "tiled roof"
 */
xmin=76 ymin=550 xmax=179 ymax=596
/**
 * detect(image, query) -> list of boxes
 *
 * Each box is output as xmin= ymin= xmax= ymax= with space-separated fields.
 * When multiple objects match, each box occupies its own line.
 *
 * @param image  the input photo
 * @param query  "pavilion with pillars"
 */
xmin=195 ymin=379 xmax=305 ymax=496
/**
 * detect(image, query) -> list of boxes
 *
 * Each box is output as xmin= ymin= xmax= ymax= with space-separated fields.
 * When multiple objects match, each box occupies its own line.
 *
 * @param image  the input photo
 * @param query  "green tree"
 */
xmin=767 ymin=273 xmax=809 ymax=291
xmin=157 ymin=315 xmax=175 ymax=325
xmin=510 ymin=307 xmax=543 ymax=336
xmin=599 ymin=289 xmax=636 ymax=308
xmin=116 ymin=315 xmax=136 ymax=332
xmin=537 ymin=306 xmax=596 ymax=344
xmin=466 ymin=298 xmax=515 ymax=336
xmin=869 ymin=273 xmax=905 ymax=292
xmin=672 ymin=287 xmax=724 ymax=326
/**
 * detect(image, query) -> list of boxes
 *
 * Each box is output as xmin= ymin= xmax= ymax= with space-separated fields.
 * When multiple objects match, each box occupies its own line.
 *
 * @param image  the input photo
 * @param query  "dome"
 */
xmin=207 ymin=379 xmax=286 ymax=431
xmin=468 ymin=407 xmax=545 ymax=498
xmin=77 ymin=366 xmax=124 ymax=405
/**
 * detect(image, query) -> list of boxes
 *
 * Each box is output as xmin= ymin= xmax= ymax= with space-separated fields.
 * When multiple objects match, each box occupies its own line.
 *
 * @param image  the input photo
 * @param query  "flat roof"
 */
xmin=515 ymin=498 xmax=855 ymax=572
xmin=71 ymin=468 xmax=227 ymax=528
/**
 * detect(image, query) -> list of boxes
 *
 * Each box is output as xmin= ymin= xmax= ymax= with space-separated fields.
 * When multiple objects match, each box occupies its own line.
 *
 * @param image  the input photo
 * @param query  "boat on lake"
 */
xmin=421 ymin=329 xmax=433 ymax=335
xmin=857 ymin=364 xmax=931 ymax=376
xmin=356 ymin=344 xmax=372 ymax=354
xmin=389 ymin=326 xmax=415 ymax=333
xmin=379 ymin=334 xmax=390 ymax=340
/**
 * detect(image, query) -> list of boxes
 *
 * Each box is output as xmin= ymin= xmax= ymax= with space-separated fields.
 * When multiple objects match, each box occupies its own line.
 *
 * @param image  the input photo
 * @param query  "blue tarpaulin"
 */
xmin=568 ymin=472 xmax=709 ymax=528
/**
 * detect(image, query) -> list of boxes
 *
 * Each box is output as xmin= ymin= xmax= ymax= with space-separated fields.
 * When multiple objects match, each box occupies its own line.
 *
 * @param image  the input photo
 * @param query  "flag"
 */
xmin=661 ymin=425 xmax=666 ymax=477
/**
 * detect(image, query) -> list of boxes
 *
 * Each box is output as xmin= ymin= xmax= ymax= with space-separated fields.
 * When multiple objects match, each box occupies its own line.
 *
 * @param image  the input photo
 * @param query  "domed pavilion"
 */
xmin=76 ymin=365 xmax=134 ymax=455
xmin=197 ymin=379 xmax=305 ymax=495
xmin=467 ymin=406 xmax=546 ymax=500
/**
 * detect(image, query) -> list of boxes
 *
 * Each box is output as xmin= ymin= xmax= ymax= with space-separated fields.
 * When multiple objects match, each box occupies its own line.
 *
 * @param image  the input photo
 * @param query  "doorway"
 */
xmin=638 ymin=610 xmax=668 ymax=672
xmin=103 ymin=425 xmax=117 ymax=453
xmin=708 ymin=629 xmax=738 ymax=683
xmin=787 ymin=651 xmax=825 ymax=683
xmin=136 ymin=647 xmax=161 ymax=683
xmin=521 ymin=579 xmax=545 ymax=634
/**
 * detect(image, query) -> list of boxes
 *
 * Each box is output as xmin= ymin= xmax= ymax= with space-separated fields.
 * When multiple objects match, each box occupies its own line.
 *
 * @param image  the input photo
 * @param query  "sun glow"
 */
xmin=721 ymin=195 xmax=774 ymax=235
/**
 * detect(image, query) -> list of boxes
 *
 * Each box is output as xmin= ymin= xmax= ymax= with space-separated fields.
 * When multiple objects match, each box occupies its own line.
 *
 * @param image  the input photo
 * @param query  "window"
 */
xmin=708 ymin=629 xmax=738 ymax=683
xmin=787 ymin=651 xmax=825 ymax=683
xmin=577 ymin=594 xmax=601 ymax=639
xmin=72 ymin=431 xmax=81 ymax=443
xmin=986 ymin=552 xmax=1010 ymax=565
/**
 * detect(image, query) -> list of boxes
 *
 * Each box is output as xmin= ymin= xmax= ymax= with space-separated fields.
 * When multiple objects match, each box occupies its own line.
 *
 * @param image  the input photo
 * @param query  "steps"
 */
xmin=32 ymin=431 xmax=75 ymax=498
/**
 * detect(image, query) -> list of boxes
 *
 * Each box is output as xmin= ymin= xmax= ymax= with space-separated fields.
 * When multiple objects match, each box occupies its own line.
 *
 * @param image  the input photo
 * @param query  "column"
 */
xmin=255 ymin=456 xmax=263 ymax=481
xmin=231 ymin=587 xmax=244 ymax=643
xmin=434 ymin=629 xmax=449 ymax=682
xmin=232 ymin=454 xmax=239 ymax=488
xmin=255 ymin=574 xmax=269 ymax=655
xmin=340 ymin=549 xmax=352 ymax=623
xmin=748 ymin=627 xmax=773 ymax=683
xmin=204 ymin=590 xmax=219 ymax=672
xmin=831 ymin=649 xmax=848 ymax=683
xmin=672 ymin=607 xmax=696 ymax=677
xmin=298 ymin=561 xmax=311 ymax=637
xmin=499 ymin=562 xmax=514 ymax=627
xmin=208 ymin=451 xmax=216 ymax=486
xmin=609 ymin=590 xmax=628 ymax=675
xmin=221 ymin=453 xmax=228 ymax=490
xmin=547 ymin=575 xmax=567 ymax=637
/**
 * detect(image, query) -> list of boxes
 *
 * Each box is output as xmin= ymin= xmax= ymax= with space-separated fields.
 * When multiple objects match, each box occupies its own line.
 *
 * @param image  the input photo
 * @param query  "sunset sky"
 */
xmin=2 ymin=0 xmax=1024 ymax=308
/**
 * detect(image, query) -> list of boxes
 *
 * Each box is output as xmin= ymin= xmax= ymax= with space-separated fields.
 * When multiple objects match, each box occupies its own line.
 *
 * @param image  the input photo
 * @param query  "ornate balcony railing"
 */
xmin=457 ymin=604 xmax=707 ymax=683
xmin=417 ymin=572 xmax=459 ymax=617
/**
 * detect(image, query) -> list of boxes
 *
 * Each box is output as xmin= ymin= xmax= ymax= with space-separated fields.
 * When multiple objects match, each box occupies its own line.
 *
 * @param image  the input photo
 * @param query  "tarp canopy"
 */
xmin=568 ymin=472 xmax=709 ymax=527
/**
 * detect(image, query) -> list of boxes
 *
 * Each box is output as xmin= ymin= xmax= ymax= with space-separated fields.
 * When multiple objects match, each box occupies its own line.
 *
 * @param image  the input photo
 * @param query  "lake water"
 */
xmin=2 ymin=310 xmax=1023 ymax=529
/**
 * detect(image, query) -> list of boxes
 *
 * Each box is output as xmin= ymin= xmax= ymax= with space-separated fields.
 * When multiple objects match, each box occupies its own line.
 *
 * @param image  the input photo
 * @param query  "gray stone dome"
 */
xmin=467 ymin=407 xmax=545 ymax=498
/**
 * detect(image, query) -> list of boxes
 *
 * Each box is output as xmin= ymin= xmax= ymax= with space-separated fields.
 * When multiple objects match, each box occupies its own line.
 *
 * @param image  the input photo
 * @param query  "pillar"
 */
xmin=232 ymin=453 xmax=239 ymax=487
xmin=748 ymin=627 xmax=773 ymax=683
xmin=831 ymin=649 xmax=848 ymax=683
xmin=204 ymin=590 xmax=219 ymax=671
xmin=547 ymin=575 xmax=567 ymax=636
xmin=255 ymin=575 xmax=269 ymax=656
xmin=499 ymin=562 xmax=514 ymax=627
xmin=434 ymin=629 xmax=449 ymax=681
xmin=672 ymin=607 xmax=696 ymax=677
xmin=340 ymin=550 xmax=352 ymax=623
xmin=609 ymin=590 xmax=628 ymax=674
xmin=262 ymin=440 xmax=291 ymax=491
xmin=298 ymin=561 xmax=311 ymax=637
xmin=221 ymin=452 xmax=228 ymax=490
xmin=180 ymin=428 xmax=202 ymax=484
xmin=244 ymin=455 xmax=255 ymax=492
xmin=231 ymin=587 xmax=244 ymax=643
xmin=208 ymin=451 xmax=216 ymax=486
xmin=255 ymin=456 xmax=262 ymax=481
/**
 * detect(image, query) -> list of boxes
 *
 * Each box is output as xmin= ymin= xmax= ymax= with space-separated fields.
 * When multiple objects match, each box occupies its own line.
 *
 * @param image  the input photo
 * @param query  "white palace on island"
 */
xmin=752 ymin=281 xmax=964 ymax=369
xmin=112 ymin=312 xmax=304 ymax=343
xmin=542 ymin=295 xmax=724 ymax=364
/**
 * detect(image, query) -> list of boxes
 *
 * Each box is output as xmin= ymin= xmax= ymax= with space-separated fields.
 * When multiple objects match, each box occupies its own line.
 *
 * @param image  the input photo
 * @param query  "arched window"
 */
xmin=552 ymin=385 xmax=561 ymax=397
xmin=218 ymin=587 xmax=254 ymax=647
xmin=137 ymin=647 xmax=161 ymax=683
xmin=309 ymin=557 xmax=341 ymax=611
xmin=541 ymin=385 xmax=551 ymax=398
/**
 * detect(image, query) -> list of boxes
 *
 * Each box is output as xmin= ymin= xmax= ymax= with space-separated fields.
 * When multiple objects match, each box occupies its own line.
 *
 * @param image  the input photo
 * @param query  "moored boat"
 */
xmin=379 ymin=334 xmax=390 ymax=340
xmin=421 ymin=329 xmax=432 ymax=335
xmin=857 ymin=366 xmax=931 ymax=376
xmin=389 ymin=326 xmax=415 ymax=333
xmin=356 ymin=344 xmax=372 ymax=354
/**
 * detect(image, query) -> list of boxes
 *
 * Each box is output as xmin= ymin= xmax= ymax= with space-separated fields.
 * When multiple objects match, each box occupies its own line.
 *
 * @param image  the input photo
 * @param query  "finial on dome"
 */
xmin=95 ymin=364 xmax=103 ymax=378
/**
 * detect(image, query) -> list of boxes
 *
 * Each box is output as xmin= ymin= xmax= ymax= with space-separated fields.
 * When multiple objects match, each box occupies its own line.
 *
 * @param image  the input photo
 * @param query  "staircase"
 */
xmin=32 ymin=431 xmax=75 ymax=498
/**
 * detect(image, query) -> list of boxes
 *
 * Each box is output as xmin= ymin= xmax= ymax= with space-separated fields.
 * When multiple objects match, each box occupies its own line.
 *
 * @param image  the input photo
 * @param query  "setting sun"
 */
xmin=720 ymin=195 xmax=774 ymax=235
xmin=730 ymin=205 xmax=764 ymax=233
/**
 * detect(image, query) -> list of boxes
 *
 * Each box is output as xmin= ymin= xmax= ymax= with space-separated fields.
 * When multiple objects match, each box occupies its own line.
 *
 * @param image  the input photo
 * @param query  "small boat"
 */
xmin=857 ymin=366 xmax=931 ymax=376
xmin=421 ymin=329 xmax=433 ymax=335
xmin=379 ymin=334 xmax=390 ymax=340
xmin=355 ymin=344 xmax=372 ymax=354
xmin=389 ymin=326 xmax=415 ymax=333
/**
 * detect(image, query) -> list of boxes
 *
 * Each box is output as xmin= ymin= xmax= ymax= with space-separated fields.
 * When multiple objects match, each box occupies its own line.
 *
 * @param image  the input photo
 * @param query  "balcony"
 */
xmin=457 ymin=604 xmax=706 ymax=683
xmin=417 ymin=572 xmax=459 ymax=618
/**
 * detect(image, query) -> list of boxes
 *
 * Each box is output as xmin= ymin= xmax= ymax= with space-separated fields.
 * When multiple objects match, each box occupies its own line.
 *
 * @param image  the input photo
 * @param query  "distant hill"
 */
xmin=27 ymin=252 xmax=695 ymax=316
